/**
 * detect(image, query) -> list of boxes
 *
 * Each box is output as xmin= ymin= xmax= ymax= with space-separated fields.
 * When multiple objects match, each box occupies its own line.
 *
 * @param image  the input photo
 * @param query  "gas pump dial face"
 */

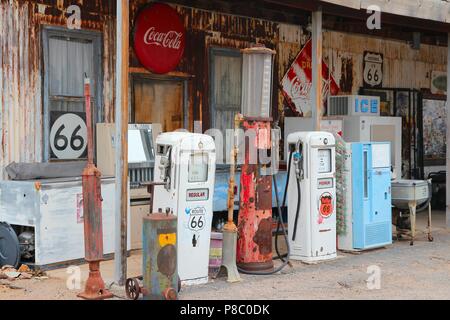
xmin=318 ymin=149 xmax=332 ymax=173
xmin=188 ymin=153 xmax=209 ymax=183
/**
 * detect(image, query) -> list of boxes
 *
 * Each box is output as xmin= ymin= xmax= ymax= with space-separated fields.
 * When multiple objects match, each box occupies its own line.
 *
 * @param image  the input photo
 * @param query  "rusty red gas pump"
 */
xmin=78 ymin=77 xmax=113 ymax=300
xmin=236 ymin=46 xmax=277 ymax=273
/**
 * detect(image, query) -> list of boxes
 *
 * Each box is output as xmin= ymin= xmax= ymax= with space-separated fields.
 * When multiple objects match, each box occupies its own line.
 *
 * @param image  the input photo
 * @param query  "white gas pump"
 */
xmin=152 ymin=132 xmax=216 ymax=286
xmin=287 ymin=132 xmax=337 ymax=262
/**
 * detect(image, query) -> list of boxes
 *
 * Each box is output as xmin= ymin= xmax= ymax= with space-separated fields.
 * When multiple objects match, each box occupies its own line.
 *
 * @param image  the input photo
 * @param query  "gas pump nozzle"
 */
xmin=159 ymin=147 xmax=172 ymax=191
xmin=293 ymin=142 xmax=304 ymax=181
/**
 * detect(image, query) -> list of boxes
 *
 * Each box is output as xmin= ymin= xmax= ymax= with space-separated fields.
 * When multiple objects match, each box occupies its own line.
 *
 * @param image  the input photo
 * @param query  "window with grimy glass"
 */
xmin=43 ymin=27 xmax=102 ymax=161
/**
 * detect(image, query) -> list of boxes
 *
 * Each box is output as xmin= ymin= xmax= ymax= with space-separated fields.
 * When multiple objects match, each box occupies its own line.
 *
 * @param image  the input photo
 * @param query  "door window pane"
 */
xmin=49 ymin=37 xmax=94 ymax=98
xmin=210 ymin=49 xmax=242 ymax=164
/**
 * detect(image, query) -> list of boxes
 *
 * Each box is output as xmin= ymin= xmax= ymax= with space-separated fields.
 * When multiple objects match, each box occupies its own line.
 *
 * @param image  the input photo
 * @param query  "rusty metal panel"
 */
xmin=0 ymin=1 xmax=42 ymax=180
xmin=130 ymin=2 xmax=285 ymax=129
xmin=323 ymin=30 xmax=447 ymax=94
xmin=256 ymin=175 xmax=272 ymax=211
xmin=0 ymin=0 xmax=116 ymax=181
xmin=142 ymin=214 xmax=178 ymax=300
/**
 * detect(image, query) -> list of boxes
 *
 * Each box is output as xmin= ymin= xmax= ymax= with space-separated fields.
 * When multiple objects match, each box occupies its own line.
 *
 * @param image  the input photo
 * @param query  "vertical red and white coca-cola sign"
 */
xmin=281 ymin=39 xmax=339 ymax=117
xmin=134 ymin=3 xmax=186 ymax=74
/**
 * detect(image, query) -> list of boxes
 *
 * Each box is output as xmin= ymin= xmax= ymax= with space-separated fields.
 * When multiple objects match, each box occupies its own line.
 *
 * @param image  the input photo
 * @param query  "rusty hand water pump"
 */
xmin=77 ymin=77 xmax=113 ymax=300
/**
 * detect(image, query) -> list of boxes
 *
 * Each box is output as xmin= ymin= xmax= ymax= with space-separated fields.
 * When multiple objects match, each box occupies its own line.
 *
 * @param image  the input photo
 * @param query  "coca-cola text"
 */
xmin=144 ymin=27 xmax=183 ymax=50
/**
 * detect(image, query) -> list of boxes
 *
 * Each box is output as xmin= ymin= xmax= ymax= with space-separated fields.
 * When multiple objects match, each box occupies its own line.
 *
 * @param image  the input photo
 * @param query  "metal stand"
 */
xmin=395 ymin=201 xmax=433 ymax=246
xmin=409 ymin=201 xmax=417 ymax=246
xmin=216 ymin=117 xmax=242 ymax=283
xmin=216 ymin=229 xmax=241 ymax=283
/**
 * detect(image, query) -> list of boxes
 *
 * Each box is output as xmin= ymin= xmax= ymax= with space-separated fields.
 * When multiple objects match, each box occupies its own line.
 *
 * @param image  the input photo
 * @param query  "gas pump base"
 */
xmin=291 ymin=254 xmax=337 ymax=264
xmin=216 ymin=230 xmax=242 ymax=283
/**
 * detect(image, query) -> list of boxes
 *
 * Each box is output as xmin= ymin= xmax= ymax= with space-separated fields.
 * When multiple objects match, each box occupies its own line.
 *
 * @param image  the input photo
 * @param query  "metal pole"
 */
xmin=311 ymin=8 xmax=323 ymax=131
xmin=114 ymin=0 xmax=130 ymax=286
xmin=446 ymin=33 xmax=450 ymax=228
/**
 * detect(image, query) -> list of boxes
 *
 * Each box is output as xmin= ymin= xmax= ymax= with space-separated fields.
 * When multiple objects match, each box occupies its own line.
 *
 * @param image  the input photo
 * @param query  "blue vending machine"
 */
xmin=339 ymin=142 xmax=393 ymax=250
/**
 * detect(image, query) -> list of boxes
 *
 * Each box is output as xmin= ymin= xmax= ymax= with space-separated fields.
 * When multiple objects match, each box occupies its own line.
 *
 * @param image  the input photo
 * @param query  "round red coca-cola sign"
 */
xmin=134 ymin=3 xmax=185 ymax=74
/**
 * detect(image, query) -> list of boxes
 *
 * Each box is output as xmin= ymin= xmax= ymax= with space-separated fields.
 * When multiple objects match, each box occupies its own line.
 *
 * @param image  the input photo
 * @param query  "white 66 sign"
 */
xmin=50 ymin=112 xmax=88 ymax=160
xmin=363 ymin=51 xmax=383 ymax=88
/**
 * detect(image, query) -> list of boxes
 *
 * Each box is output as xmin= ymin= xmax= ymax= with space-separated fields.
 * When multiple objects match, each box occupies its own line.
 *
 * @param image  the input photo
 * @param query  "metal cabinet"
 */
xmin=352 ymin=143 xmax=392 ymax=250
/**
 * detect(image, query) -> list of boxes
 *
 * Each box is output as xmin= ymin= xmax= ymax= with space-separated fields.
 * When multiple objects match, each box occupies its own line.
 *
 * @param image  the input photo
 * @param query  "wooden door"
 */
xmin=133 ymin=77 xmax=184 ymax=132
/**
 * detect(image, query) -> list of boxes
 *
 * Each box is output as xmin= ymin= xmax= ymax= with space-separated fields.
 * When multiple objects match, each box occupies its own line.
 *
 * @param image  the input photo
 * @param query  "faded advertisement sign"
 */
xmin=281 ymin=39 xmax=339 ymax=117
xmin=423 ymin=99 xmax=446 ymax=163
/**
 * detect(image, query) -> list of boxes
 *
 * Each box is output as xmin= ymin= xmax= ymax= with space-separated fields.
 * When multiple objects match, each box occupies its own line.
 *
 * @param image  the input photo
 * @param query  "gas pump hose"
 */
xmin=273 ymin=150 xmax=302 ymax=261
xmin=291 ymin=173 xmax=301 ymax=242
xmin=274 ymin=151 xmax=293 ymax=261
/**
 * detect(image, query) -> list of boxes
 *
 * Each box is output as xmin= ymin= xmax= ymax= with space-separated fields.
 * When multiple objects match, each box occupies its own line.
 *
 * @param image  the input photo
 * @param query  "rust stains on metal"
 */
xmin=1 ymin=1 xmax=42 ymax=179
xmin=0 ymin=0 xmax=308 ymax=180
xmin=129 ymin=1 xmax=298 ymax=129
xmin=339 ymin=57 xmax=353 ymax=94
xmin=323 ymin=30 xmax=447 ymax=93
xmin=253 ymin=218 xmax=273 ymax=256
xmin=157 ymin=244 xmax=177 ymax=277
xmin=0 ymin=0 xmax=117 ymax=180
xmin=256 ymin=176 xmax=272 ymax=211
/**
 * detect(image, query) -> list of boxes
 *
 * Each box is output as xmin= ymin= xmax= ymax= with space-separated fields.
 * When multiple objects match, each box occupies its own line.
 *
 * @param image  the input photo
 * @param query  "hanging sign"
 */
xmin=133 ymin=3 xmax=186 ymax=74
xmin=50 ymin=112 xmax=88 ymax=160
xmin=281 ymin=39 xmax=340 ymax=118
xmin=363 ymin=51 xmax=383 ymax=88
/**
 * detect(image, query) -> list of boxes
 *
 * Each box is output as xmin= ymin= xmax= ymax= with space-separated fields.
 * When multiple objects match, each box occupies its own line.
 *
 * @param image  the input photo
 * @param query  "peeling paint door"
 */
xmin=132 ymin=77 xmax=184 ymax=132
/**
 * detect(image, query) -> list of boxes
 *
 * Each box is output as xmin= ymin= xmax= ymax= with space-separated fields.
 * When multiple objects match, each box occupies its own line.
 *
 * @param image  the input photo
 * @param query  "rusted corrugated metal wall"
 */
xmin=0 ymin=1 xmax=42 ymax=178
xmin=0 ymin=0 xmax=116 ymax=179
xmin=130 ymin=1 xmax=307 ymax=130
xmin=2 ymin=0 xmax=301 ymax=179
xmin=2 ymin=0 xmax=446 ymax=181
xmin=323 ymin=30 xmax=447 ymax=93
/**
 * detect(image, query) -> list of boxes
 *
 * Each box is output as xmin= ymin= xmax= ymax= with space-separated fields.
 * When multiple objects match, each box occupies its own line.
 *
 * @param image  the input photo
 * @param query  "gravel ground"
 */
xmin=1 ymin=211 xmax=449 ymax=300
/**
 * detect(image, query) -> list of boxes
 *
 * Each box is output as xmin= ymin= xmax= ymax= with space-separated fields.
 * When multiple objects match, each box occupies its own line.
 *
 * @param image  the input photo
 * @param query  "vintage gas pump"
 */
xmin=287 ymin=132 xmax=337 ymax=262
xmin=152 ymin=132 xmax=216 ymax=285
xmin=236 ymin=45 xmax=276 ymax=273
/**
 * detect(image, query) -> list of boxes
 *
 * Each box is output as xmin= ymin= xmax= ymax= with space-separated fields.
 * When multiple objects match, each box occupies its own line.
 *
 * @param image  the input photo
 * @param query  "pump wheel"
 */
xmin=125 ymin=278 xmax=141 ymax=300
